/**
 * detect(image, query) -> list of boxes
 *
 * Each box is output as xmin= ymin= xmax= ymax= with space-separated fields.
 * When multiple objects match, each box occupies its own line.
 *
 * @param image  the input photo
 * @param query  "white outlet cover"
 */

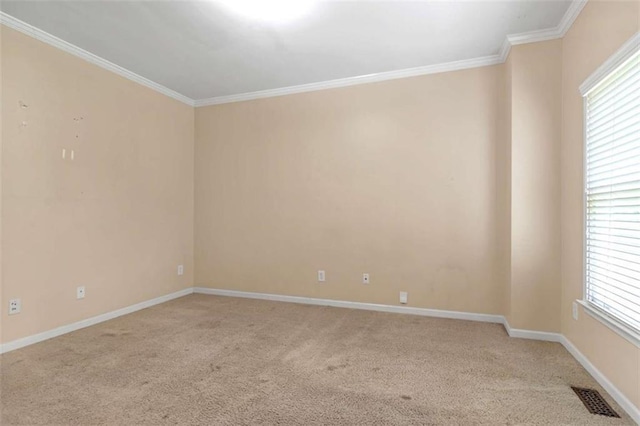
xmin=362 ymin=273 xmax=370 ymax=284
xmin=9 ymin=298 xmax=21 ymax=315
xmin=77 ymin=286 xmax=86 ymax=299
xmin=317 ymin=270 xmax=325 ymax=282
xmin=177 ymin=265 xmax=184 ymax=276
xmin=399 ymin=292 xmax=408 ymax=304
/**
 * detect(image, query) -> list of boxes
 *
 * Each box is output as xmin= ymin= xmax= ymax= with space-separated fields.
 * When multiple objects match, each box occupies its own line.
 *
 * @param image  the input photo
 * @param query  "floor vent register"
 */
xmin=571 ymin=386 xmax=620 ymax=418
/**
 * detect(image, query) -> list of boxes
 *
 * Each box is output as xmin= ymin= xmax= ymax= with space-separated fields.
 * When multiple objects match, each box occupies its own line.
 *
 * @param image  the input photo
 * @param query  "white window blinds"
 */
xmin=584 ymin=47 xmax=640 ymax=333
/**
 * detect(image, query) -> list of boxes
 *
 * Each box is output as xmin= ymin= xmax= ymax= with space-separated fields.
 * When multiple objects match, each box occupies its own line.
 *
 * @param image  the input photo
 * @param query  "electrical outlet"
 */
xmin=399 ymin=292 xmax=408 ymax=304
xmin=9 ymin=299 xmax=21 ymax=315
xmin=317 ymin=270 xmax=325 ymax=282
xmin=177 ymin=265 xmax=184 ymax=276
xmin=362 ymin=273 xmax=370 ymax=284
xmin=572 ymin=301 xmax=578 ymax=320
xmin=77 ymin=286 xmax=86 ymax=300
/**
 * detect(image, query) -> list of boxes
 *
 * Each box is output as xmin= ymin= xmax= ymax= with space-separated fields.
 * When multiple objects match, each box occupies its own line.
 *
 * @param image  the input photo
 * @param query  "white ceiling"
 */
xmin=1 ymin=1 xmax=574 ymax=103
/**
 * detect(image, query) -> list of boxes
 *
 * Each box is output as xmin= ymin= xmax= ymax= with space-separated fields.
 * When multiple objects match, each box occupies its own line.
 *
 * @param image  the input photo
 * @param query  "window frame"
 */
xmin=579 ymin=32 xmax=640 ymax=348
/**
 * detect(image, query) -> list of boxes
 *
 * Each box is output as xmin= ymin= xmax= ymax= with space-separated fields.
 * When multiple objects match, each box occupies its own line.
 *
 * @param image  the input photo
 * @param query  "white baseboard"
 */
xmin=193 ymin=287 xmax=505 ymax=324
xmin=0 ymin=287 xmax=194 ymax=354
xmin=502 ymin=319 xmax=563 ymax=342
xmin=561 ymin=336 xmax=640 ymax=425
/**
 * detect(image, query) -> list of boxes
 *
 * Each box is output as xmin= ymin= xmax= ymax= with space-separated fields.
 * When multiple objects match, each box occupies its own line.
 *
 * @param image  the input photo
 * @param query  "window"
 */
xmin=581 ymin=34 xmax=640 ymax=344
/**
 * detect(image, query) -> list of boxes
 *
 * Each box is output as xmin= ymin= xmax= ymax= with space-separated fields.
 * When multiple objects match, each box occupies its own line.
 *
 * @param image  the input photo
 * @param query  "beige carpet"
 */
xmin=0 ymin=294 xmax=633 ymax=425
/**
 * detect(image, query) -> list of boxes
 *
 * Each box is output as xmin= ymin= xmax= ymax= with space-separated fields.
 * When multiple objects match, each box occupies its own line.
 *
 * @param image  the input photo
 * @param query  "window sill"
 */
xmin=576 ymin=300 xmax=640 ymax=348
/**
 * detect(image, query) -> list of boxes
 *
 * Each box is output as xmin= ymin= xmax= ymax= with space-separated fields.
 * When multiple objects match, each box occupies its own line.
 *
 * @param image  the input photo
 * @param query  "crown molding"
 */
xmin=1 ymin=1 xmax=588 ymax=108
xmin=507 ymin=0 xmax=587 ymax=46
xmin=498 ymin=37 xmax=511 ymax=63
xmin=557 ymin=0 xmax=588 ymax=38
xmin=579 ymin=31 xmax=640 ymax=96
xmin=496 ymin=0 xmax=587 ymax=63
xmin=194 ymin=54 xmax=503 ymax=107
xmin=508 ymin=26 xmax=563 ymax=46
xmin=0 ymin=12 xmax=195 ymax=106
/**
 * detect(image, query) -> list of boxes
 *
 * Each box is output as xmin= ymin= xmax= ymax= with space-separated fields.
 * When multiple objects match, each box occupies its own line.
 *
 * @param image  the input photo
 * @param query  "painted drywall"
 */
xmin=195 ymin=66 xmax=504 ymax=315
xmin=497 ymin=55 xmax=512 ymax=322
xmin=560 ymin=0 xmax=640 ymax=410
xmin=508 ymin=40 xmax=563 ymax=332
xmin=1 ymin=26 xmax=195 ymax=343
xmin=0 ymin=23 xmax=4 ymax=342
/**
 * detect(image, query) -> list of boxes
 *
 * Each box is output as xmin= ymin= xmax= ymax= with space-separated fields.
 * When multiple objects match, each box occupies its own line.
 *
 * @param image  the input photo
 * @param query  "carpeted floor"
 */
xmin=0 ymin=294 xmax=633 ymax=425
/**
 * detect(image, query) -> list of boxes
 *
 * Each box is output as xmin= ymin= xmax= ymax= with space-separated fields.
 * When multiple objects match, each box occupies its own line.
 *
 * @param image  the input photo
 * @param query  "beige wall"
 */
xmin=560 ymin=0 xmax=640 ymax=410
xmin=193 ymin=40 xmax=566 ymax=333
xmin=0 ymin=24 xmax=4 ymax=343
xmin=498 ymin=55 xmax=512 ymax=323
xmin=195 ymin=66 xmax=505 ymax=315
xmin=508 ymin=40 xmax=563 ymax=332
xmin=1 ymin=27 xmax=195 ymax=343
